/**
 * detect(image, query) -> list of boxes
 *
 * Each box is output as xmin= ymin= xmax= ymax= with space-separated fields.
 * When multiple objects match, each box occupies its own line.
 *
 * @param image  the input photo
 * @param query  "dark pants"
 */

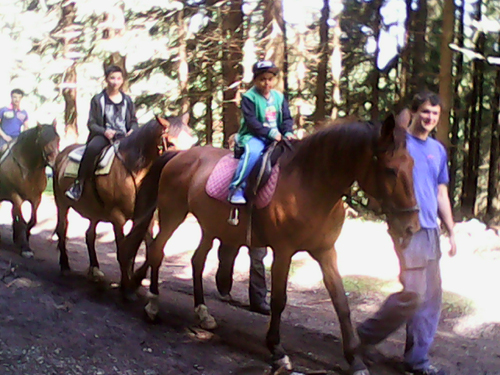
xmin=76 ymin=135 xmax=110 ymax=182
xmin=358 ymin=229 xmax=442 ymax=371
xmin=216 ymin=244 xmax=267 ymax=305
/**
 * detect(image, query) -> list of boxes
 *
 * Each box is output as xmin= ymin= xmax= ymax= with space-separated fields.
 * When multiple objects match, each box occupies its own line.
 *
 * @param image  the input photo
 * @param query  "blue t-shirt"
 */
xmin=406 ymin=133 xmax=449 ymax=229
xmin=0 ymin=106 xmax=28 ymax=138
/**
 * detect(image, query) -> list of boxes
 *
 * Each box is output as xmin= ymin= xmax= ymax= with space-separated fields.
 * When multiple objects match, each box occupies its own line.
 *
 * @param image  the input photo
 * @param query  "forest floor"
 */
xmin=1 ymin=195 xmax=500 ymax=375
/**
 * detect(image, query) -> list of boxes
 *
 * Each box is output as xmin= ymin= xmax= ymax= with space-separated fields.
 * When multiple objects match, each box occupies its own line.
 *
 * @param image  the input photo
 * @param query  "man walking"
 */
xmin=357 ymin=91 xmax=456 ymax=375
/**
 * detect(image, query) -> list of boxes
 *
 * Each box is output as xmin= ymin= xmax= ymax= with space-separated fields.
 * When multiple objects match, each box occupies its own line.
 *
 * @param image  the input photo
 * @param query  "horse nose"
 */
xmin=406 ymin=219 xmax=420 ymax=236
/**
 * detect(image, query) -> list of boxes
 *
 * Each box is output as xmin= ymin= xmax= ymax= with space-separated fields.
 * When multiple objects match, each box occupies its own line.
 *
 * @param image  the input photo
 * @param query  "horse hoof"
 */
xmin=219 ymin=293 xmax=232 ymax=302
xmin=274 ymin=355 xmax=292 ymax=372
xmin=121 ymin=289 xmax=138 ymax=302
xmin=88 ymin=267 xmax=105 ymax=282
xmin=21 ymin=250 xmax=34 ymax=259
xmin=144 ymin=292 xmax=160 ymax=321
xmin=194 ymin=304 xmax=217 ymax=330
xmin=352 ymin=370 xmax=370 ymax=375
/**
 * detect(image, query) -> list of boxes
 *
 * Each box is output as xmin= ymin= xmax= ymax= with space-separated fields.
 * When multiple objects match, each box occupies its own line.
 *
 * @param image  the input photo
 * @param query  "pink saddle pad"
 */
xmin=206 ymin=154 xmax=279 ymax=209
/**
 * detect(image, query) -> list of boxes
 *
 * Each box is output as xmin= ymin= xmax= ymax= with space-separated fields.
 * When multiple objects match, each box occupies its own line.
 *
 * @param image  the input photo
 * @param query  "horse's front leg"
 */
xmin=86 ymin=220 xmax=104 ymax=282
xmin=10 ymin=195 xmax=32 ymax=258
xmin=26 ymin=196 xmax=41 ymax=240
xmin=313 ymin=248 xmax=369 ymax=375
xmin=191 ymin=233 xmax=217 ymax=330
xmin=266 ymin=252 xmax=293 ymax=371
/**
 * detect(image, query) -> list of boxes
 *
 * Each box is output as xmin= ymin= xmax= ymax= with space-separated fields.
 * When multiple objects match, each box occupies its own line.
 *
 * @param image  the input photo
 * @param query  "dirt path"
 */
xmin=0 ymin=195 xmax=500 ymax=375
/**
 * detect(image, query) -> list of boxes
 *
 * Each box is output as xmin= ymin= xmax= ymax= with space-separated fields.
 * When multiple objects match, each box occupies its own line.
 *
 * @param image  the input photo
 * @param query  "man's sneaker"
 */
xmin=229 ymin=187 xmax=246 ymax=205
xmin=405 ymin=365 xmax=447 ymax=375
xmin=65 ymin=182 xmax=82 ymax=201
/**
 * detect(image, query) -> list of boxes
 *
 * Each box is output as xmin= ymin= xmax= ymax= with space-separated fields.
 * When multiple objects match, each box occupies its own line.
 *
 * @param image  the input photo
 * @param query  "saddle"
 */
xmin=63 ymin=144 xmax=116 ymax=178
xmin=205 ymin=141 xmax=289 ymax=209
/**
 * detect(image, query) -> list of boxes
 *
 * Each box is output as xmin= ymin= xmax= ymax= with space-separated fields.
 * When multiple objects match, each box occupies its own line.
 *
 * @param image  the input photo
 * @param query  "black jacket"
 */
xmin=87 ymin=90 xmax=138 ymax=141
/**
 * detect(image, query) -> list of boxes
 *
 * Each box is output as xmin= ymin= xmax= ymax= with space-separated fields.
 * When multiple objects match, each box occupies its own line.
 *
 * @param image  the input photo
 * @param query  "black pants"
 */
xmin=76 ymin=135 xmax=110 ymax=182
xmin=216 ymin=244 xmax=267 ymax=305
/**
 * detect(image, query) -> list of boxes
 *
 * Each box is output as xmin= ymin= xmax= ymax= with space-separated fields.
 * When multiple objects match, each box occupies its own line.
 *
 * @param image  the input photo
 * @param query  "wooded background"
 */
xmin=1 ymin=0 xmax=499 ymax=221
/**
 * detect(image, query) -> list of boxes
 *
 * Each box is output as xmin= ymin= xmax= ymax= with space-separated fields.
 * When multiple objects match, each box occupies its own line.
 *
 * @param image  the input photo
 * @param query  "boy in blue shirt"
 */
xmin=357 ymin=91 xmax=456 ymax=375
xmin=229 ymin=60 xmax=294 ymax=204
xmin=0 ymin=89 xmax=29 ymax=150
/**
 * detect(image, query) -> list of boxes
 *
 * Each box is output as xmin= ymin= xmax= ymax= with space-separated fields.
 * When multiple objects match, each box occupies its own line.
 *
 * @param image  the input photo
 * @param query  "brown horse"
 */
xmin=0 ymin=124 xmax=60 ymax=258
xmin=121 ymin=115 xmax=419 ymax=374
xmin=52 ymin=114 xmax=194 ymax=282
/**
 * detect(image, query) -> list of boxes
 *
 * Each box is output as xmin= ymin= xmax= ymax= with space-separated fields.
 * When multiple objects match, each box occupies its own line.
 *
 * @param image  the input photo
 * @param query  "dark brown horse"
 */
xmin=0 ymin=124 xmax=60 ymax=258
xmin=121 ymin=115 xmax=419 ymax=374
xmin=53 ymin=114 xmax=194 ymax=282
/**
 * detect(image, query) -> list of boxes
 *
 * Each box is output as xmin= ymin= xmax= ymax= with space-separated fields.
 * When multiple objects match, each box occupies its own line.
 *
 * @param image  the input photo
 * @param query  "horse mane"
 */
xmin=118 ymin=119 xmax=162 ymax=172
xmin=280 ymin=119 xmax=381 ymax=183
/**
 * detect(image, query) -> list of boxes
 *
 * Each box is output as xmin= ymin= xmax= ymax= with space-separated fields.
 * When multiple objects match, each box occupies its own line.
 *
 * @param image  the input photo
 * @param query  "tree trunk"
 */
xmin=313 ymin=0 xmax=330 ymax=124
xmin=261 ymin=0 xmax=286 ymax=91
xmin=486 ymin=34 xmax=500 ymax=221
xmin=178 ymin=7 xmax=190 ymax=114
xmin=50 ymin=1 xmax=80 ymax=142
xmin=399 ymin=0 xmax=414 ymax=100
xmin=221 ymin=0 xmax=243 ymax=146
xmin=62 ymin=63 xmax=78 ymax=141
xmin=370 ymin=0 xmax=384 ymax=119
xmin=205 ymin=68 xmax=213 ymax=145
xmin=410 ymin=0 xmax=427 ymax=92
xmin=461 ymin=23 xmax=485 ymax=217
xmin=330 ymin=6 xmax=342 ymax=119
xmin=448 ymin=0 xmax=465 ymax=212
xmin=437 ymin=0 xmax=454 ymax=146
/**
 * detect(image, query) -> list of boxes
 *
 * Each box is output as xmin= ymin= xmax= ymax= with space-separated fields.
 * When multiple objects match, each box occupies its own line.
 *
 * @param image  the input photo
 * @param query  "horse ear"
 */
xmin=395 ymin=108 xmax=411 ymax=130
xmin=156 ymin=115 xmax=170 ymax=130
xmin=378 ymin=113 xmax=396 ymax=150
xmin=181 ymin=112 xmax=190 ymax=126
xmin=52 ymin=119 xmax=57 ymax=128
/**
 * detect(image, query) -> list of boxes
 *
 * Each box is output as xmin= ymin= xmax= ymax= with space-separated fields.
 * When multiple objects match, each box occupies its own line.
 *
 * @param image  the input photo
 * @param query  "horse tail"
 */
xmin=121 ymin=150 xmax=180 ymax=259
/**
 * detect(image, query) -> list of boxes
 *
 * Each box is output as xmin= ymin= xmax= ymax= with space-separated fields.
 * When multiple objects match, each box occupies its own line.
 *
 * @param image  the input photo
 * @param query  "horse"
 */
xmin=120 ymin=114 xmax=420 ymax=375
xmin=0 ymin=124 xmax=60 ymax=258
xmin=52 ymin=114 xmax=194 ymax=283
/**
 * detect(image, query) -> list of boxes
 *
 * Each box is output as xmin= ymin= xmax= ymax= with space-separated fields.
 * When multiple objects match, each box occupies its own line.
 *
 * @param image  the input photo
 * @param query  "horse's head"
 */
xmin=360 ymin=114 xmax=420 ymax=248
xmin=157 ymin=113 xmax=196 ymax=151
xmin=36 ymin=123 xmax=60 ymax=168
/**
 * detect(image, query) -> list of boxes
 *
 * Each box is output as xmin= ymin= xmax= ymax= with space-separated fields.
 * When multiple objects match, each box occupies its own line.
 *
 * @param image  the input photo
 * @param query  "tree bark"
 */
xmin=370 ymin=0 xmax=384 ymax=119
xmin=448 ymin=0 xmax=465 ymax=212
xmin=437 ymin=0 xmax=455 ymax=146
xmin=261 ymin=0 xmax=286 ymax=91
xmin=486 ymin=34 xmax=500 ymax=221
xmin=461 ymin=24 xmax=485 ymax=217
xmin=410 ymin=0 xmax=427 ymax=92
xmin=330 ymin=6 xmax=342 ymax=119
xmin=313 ymin=0 xmax=330 ymax=123
xmin=178 ymin=7 xmax=190 ymax=114
xmin=221 ymin=0 xmax=243 ymax=146
xmin=62 ymin=63 xmax=78 ymax=141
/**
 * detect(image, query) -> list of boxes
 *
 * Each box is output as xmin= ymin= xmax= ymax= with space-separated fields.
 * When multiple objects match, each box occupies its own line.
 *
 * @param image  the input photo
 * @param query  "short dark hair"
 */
xmin=410 ymin=91 xmax=441 ymax=112
xmin=11 ymin=89 xmax=24 ymax=96
xmin=104 ymin=65 xmax=124 ymax=78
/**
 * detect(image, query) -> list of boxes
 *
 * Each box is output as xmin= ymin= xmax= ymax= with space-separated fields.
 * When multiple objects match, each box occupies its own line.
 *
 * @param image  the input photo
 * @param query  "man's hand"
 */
xmin=285 ymin=133 xmax=295 ymax=140
xmin=448 ymin=232 xmax=457 ymax=257
xmin=2 ymin=134 xmax=12 ymax=142
xmin=104 ymin=129 xmax=117 ymax=140
xmin=274 ymin=133 xmax=282 ymax=142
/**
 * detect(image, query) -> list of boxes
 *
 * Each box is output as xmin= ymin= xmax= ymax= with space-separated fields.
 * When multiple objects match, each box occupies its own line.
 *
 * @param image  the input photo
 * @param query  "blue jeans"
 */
xmin=358 ymin=228 xmax=442 ymax=371
xmin=229 ymin=136 xmax=268 ymax=190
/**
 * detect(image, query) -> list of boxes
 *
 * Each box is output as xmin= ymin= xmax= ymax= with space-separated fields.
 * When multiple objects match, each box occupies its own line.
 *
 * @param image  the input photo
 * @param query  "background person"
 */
xmin=0 ymin=89 xmax=29 ymax=150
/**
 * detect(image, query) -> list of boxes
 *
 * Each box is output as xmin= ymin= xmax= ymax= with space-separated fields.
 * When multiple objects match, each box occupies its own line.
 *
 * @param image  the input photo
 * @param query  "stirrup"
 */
xmin=227 ymin=207 xmax=239 ymax=226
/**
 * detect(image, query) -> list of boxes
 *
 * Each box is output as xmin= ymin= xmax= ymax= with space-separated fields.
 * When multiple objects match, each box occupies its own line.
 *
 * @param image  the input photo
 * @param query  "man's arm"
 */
xmin=437 ymin=183 xmax=457 ymax=256
xmin=87 ymin=96 xmax=106 ymax=136
xmin=0 ymin=111 xmax=11 ymax=141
